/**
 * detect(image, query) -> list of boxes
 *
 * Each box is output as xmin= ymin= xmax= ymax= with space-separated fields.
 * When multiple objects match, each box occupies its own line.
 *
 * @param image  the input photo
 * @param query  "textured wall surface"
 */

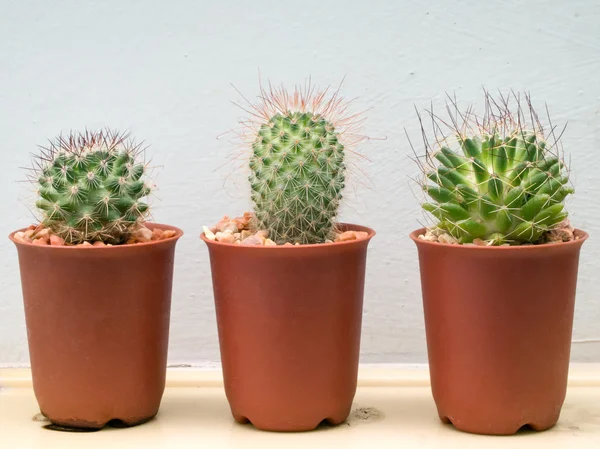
xmin=1 ymin=0 xmax=599 ymax=366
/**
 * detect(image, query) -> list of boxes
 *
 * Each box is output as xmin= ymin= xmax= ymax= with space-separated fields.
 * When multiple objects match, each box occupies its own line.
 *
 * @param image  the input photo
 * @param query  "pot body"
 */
xmin=10 ymin=223 xmax=182 ymax=429
xmin=411 ymin=229 xmax=588 ymax=435
xmin=202 ymin=224 xmax=375 ymax=431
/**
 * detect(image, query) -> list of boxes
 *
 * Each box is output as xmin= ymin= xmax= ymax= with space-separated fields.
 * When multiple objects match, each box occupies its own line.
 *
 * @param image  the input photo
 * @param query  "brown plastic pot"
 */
xmin=9 ymin=223 xmax=183 ymax=429
xmin=410 ymin=228 xmax=588 ymax=435
xmin=201 ymin=223 xmax=375 ymax=431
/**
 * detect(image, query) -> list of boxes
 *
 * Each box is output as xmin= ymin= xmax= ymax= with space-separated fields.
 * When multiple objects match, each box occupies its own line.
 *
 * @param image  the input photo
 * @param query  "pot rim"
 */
xmin=200 ymin=222 xmax=375 ymax=249
xmin=8 ymin=222 xmax=184 ymax=250
xmin=410 ymin=227 xmax=589 ymax=251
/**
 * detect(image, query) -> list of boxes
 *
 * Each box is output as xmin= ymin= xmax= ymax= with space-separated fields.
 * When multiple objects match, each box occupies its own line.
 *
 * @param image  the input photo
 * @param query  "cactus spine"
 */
xmin=31 ymin=129 xmax=152 ymax=244
xmin=415 ymin=91 xmax=573 ymax=245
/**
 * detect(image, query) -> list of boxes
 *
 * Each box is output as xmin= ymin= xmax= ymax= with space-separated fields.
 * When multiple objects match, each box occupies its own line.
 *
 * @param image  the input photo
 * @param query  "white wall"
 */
xmin=1 ymin=0 xmax=599 ymax=367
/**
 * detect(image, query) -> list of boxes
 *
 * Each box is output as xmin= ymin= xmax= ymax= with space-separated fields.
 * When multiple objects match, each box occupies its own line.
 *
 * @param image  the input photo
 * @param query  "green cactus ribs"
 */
xmin=416 ymin=92 xmax=573 ymax=245
xmin=33 ymin=129 xmax=152 ymax=244
xmin=249 ymin=111 xmax=346 ymax=245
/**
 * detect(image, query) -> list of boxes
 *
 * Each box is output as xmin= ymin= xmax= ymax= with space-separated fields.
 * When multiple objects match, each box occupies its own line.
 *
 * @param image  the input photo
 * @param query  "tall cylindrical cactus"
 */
xmin=31 ymin=129 xmax=152 ymax=244
xmin=415 ymin=92 xmax=573 ymax=245
xmin=244 ymin=84 xmax=357 ymax=245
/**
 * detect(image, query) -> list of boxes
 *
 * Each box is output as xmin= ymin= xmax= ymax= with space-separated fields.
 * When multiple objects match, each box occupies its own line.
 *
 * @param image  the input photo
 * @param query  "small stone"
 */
xmin=215 ymin=216 xmax=231 ymax=232
xmin=161 ymin=230 xmax=177 ymax=239
xmin=337 ymin=231 xmax=357 ymax=242
xmin=240 ymin=230 xmax=253 ymax=241
xmin=50 ymin=235 xmax=65 ymax=246
xmin=264 ymin=239 xmax=277 ymax=246
xmin=221 ymin=222 xmax=238 ymax=233
xmin=283 ymin=242 xmax=294 ymax=246
xmin=325 ymin=239 xmax=334 ymax=243
xmin=354 ymin=231 xmax=369 ymax=240
xmin=34 ymin=228 xmax=51 ymax=240
xmin=152 ymin=228 xmax=165 ymax=240
xmin=133 ymin=227 xmax=153 ymax=242
xmin=24 ymin=230 xmax=35 ymax=238
xmin=255 ymin=230 xmax=269 ymax=239
xmin=438 ymin=233 xmax=458 ymax=245
xmin=32 ymin=238 xmax=47 ymax=246
xmin=13 ymin=231 xmax=27 ymax=242
xmin=215 ymin=231 xmax=236 ymax=244
xmin=472 ymin=238 xmax=486 ymax=246
xmin=202 ymin=226 xmax=216 ymax=241
xmin=232 ymin=218 xmax=247 ymax=231
xmin=233 ymin=232 xmax=241 ymax=239
xmin=419 ymin=229 xmax=439 ymax=242
xmin=81 ymin=241 xmax=93 ymax=246
xmin=242 ymin=235 xmax=263 ymax=245
xmin=25 ymin=225 xmax=36 ymax=231
xmin=92 ymin=241 xmax=106 ymax=246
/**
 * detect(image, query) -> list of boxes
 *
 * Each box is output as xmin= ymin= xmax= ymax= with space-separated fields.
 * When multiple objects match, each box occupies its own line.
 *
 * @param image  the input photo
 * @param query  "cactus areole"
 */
xmin=416 ymin=92 xmax=574 ymax=245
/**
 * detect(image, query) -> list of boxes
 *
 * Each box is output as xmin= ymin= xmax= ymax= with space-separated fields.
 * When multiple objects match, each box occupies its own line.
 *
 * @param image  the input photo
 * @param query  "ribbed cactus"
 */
xmin=246 ymin=84 xmax=352 ymax=244
xmin=416 ymin=92 xmax=573 ymax=245
xmin=31 ymin=130 xmax=152 ymax=244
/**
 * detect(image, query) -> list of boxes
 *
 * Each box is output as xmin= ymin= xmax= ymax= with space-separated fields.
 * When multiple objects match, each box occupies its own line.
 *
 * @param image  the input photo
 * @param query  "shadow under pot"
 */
xmin=202 ymin=223 xmax=375 ymax=432
xmin=10 ymin=223 xmax=183 ymax=430
xmin=410 ymin=228 xmax=588 ymax=435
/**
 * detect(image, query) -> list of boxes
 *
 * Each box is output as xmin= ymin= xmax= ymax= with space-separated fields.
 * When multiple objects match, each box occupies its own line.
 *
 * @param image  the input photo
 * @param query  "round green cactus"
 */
xmin=247 ymin=93 xmax=348 ymax=245
xmin=32 ymin=130 xmax=152 ymax=244
xmin=417 ymin=92 xmax=573 ymax=245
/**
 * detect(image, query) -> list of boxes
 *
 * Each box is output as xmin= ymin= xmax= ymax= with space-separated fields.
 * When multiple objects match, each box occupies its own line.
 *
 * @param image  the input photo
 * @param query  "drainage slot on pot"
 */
xmin=43 ymin=424 xmax=101 ymax=433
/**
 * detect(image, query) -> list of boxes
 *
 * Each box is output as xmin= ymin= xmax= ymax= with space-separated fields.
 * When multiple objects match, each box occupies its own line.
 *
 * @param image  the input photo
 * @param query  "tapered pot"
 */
xmin=9 ymin=223 xmax=183 ymax=429
xmin=410 ymin=228 xmax=588 ymax=435
xmin=201 ymin=223 xmax=375 ymax=431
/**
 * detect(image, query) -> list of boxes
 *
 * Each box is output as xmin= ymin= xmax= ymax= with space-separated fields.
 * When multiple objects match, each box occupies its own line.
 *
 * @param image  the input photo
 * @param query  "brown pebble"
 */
xmin=34 ymin=228 xmax=51 ymax=240
xmin=242 ymin=235 xmax=263 ymax=246
xmin=264 ymin=239 xmax=277 ymax=246
xmin=337 ymin=231 xmax=357 ymax=242
xmin=92 ymin=241 xmax=106 ymax=247
xmin=133 ymin=227 xmax=153 ymax=242
xmin=152 ymin=228 xmax=164 ymax=240
xmin=216 ymin=231 xmax=236 ymax=244
xmin=215 ymin=216 xmax=231 ymax=232
xmin=255 ymin=230 xmax=269 ymax=239
xmin=161 ymin=230 xmax=177 ymax=239
xmin=49 ymin=235 xmax=65 ymax=246
xmin=32 ymin=238 xmax=48 ymax=246
xmin=13 ymin=231 xmax=27 ymax=242
xmin=354 ymin=231 xmax=369 ymax=240
xmin=232 ymin=218 xmax=247 ymax=231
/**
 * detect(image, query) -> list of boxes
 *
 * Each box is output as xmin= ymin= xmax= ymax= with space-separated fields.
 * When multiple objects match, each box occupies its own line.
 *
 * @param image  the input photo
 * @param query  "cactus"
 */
xmin=30 ymin=129 xmax=152 ymax=244
xmin=413 ymin=91 xmax=573 ymax=245
xmin=243 ymin=83 xmax=360 ymax=244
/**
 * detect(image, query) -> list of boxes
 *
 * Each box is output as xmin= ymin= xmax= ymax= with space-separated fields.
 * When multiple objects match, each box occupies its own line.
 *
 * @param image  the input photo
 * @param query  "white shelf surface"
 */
xmin=1 ymin=365 xmax=600 ymax=448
